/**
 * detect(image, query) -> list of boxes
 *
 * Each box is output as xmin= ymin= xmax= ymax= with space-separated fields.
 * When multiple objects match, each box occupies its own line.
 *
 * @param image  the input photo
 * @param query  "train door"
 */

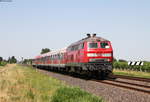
xmin=77 ymin=43 xmax=85 ymax=63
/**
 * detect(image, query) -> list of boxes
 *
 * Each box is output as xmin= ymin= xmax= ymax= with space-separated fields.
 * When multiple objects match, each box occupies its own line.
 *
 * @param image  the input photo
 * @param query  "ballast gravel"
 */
xmin=38 ymin=69 xmax=150 ymax=102
xmin=116 ymin=78 xmax=150 ymax=87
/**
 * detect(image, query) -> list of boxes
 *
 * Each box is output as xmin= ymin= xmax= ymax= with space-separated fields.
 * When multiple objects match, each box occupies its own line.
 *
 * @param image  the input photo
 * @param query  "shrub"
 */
xmin=113 ymin=61 xmax=150 ymax=72
xmin=0 ymin=61 xmax=7 ymax=66
xmin=51 ymin=87 xmax=103 ymax=102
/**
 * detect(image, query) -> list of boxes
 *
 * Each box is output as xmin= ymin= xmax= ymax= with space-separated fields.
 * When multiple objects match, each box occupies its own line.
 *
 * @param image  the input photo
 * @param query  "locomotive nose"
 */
xmin=86 ymin=41 xmax=113 ymax=63
xmin=87 ymin=52 xmax=112 ymax=62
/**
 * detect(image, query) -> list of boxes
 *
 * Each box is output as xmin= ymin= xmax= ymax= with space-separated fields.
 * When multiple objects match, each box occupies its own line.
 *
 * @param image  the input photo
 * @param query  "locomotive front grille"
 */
xmin=89 ymin=58 xmax=110 ymax=62
xmin=84 ymin=62 xmax=113 ymax=71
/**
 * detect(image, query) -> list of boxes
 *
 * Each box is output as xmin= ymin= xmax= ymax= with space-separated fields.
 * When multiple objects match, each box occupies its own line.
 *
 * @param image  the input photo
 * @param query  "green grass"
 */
xmin=0 ymin=64 xmax=103 ymax=102
xmin=51 ymin=87 xmax=103 ymax=102
xmin=0 ymin=61 xmax=7 ymax=66
xmin=113 ymin=61 xmax=150 ymax=72
xmin=113 ymin=69 xmax=150 ymax=78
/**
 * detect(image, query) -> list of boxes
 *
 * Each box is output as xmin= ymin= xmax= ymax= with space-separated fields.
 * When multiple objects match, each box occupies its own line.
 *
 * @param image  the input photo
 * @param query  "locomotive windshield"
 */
xmin=88 ymin=42 xmax=98 ymax=48
xmin=100 ymin=42 xmax=110 ymax=48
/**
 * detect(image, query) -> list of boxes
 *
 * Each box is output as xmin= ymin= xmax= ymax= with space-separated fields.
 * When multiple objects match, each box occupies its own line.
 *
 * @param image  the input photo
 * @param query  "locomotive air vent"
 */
xmin=87 ymin=34 xmax=91 ymax=38
xmin=92 ymin=34 xmax=96 ymax=37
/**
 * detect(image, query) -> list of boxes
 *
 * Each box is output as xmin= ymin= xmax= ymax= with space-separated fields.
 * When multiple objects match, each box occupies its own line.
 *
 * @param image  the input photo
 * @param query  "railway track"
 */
xmin=97 ymin=75 xmax=150 ymax=94
xmin=93 ymin=77 xmax=150 ymax=94
xmin=35 ymin=66 xmax=150 ymax=94
xmin=113 ymin=75 xmax=150 ymax=82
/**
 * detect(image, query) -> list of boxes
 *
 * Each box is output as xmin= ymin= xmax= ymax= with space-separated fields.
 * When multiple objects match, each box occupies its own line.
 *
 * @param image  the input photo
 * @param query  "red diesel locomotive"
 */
xmin=32 ymin=34 xmax=113 ymax=78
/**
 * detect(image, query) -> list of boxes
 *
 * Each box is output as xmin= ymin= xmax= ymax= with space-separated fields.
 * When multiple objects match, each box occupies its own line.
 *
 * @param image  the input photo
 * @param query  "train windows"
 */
xmin=58 ymin=54 xmax=60 ymax=60
xmin=46 ymin=56 xmax=49 ymax=61
xmin=53 ymin=55 xmax=55 ymax=60
xmin=44 ymin=57 xmax=46 ymax=62
xmin=74 ymin=45 xmax=79 ymax=50
xmin=71 ymin=46 xmax=74 ymax=51
xmin=56 ymin=54 xmax=58 ymax=60
xmin=79 ymin=43 xmax=84 ymax=49
xmin=100 ymin=42 xmax=110 ymax=48
xmin=82 ymin=43 xmax=84 ymax=49
xmin=69 ymin=44 xmax=82 ymax=51
xmin=79 ymin=44 xmax=82 ymax=49
xmin=45 ymin=57 xmax=47 ymax=61
xmin=52 ymin=55 xmax=54 ymax=60
xmin=55 ymin=55 xmax=57 ymax=60
xmin=50 ymin=55 xmax=52 ymax=60
xmin=88 ymin=43 xmax=98 ymax=48
xmin=61 ymin=53 xmax=64 ymax=59
xmin=70 ymin=45 xmax=78 ymax=51
xmin=69 ymin=47 xmax=72 ymax=51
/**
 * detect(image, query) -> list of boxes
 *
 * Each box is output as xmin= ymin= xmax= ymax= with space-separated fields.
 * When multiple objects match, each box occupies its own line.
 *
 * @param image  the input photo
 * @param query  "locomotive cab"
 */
xmin=87 ymin=41 xmax=113 ymax=63
xmin=80 ymin=34 xmax=113 ymax=78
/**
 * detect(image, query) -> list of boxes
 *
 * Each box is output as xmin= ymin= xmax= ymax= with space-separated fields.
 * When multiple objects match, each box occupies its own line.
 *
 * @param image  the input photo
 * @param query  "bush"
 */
xmin=0 ymin=61 xmax=7 ymax=66
xmin=51 ymin=87 xmax=103 ymax=102
xmin=113 ymin=61 xmax=150 ymax=72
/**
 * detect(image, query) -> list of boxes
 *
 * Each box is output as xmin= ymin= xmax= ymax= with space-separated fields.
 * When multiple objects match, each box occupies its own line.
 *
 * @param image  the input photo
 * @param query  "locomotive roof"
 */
xmin=68 ymin=36 xmax=109 ymax=47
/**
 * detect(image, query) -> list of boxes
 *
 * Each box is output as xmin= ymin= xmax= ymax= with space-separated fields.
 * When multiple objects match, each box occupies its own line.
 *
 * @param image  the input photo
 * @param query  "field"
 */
xmin=113 ymin=62 xmax=150 ymax=78
xmin=113 ymin=69 xmax=150 ymax=78
xmin=0 ymin=64 xmax=103 ymax=102
xmin=113 ymin=61 xmax=150 ymax=72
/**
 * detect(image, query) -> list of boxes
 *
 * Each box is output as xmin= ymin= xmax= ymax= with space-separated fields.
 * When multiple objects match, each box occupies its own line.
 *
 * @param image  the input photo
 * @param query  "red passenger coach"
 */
xmin=33 ymin=48 xmax=67 ymax=68
xmin=33 ymin=34 xmax=113 ymax=78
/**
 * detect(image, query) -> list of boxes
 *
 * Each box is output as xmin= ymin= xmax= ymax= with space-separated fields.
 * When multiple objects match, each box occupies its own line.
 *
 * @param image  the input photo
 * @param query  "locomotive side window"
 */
xmin=71 ymin=46 xmax=74 ymax=51
xmin=88 ymin=43 xmax=98 ymax=48
xmin=79 ymin=43 xmax=84 ymax=49
xmin=74 ymin=45 xmax=78 ymax=50
xmin=69 ymin=47 xmax=71 ymax=51
xmin=100 ymin=42 xmax=110 ymax=48
xmin=70 ymin=44 xmax=80 ymax=51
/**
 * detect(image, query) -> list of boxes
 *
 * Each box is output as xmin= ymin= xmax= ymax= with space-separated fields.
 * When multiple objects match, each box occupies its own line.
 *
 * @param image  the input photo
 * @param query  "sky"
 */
xmin=0 ymin=0 xmax=150 ymax=61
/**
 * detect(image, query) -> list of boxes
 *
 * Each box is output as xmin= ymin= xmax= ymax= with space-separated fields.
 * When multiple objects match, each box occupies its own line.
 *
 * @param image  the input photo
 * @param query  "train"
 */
xmin=32 ymin=34 xmax=113 ymax=79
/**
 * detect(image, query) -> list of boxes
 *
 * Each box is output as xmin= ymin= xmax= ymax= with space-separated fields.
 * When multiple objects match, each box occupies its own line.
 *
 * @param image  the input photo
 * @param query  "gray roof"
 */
xmin=68 ymin=36 xmax=109 ymax=47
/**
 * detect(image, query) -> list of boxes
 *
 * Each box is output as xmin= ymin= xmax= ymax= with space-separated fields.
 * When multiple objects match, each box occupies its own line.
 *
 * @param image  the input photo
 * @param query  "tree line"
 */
xmin=0 ymin=56 xmax=17 ymax=64
xmin=0 ymin=48 xmax=51 ymax=65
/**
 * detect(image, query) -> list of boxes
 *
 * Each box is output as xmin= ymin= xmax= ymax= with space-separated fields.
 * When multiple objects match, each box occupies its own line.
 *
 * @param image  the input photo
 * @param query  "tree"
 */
xmin=40 ymin=48 xmax=50 ymax=54
xmin=23 ymin=59 xmax=32 ymax=64
xmin=8 ymin=56 xmax=17 ymax=63
xmin=7 ymin=57 xmax=11 ymax=63
xmin=0 ymin=57 xmax=3 ymax=62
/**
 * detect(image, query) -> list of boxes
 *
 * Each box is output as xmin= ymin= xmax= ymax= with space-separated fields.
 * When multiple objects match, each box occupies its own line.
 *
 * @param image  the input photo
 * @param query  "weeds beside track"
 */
xmin=0 ymin=64 xmax=103 ymax=102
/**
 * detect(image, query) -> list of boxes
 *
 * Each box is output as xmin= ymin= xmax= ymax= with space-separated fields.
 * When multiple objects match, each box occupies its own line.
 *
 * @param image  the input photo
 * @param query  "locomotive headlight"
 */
xmin=101 ymin=53 xmax=111 ymax=57
xmin=87 ymin=53 xmax=97 ymax=57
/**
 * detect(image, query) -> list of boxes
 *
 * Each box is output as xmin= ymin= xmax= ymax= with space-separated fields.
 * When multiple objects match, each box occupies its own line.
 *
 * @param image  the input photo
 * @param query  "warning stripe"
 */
xmin=128 ymin=61 xmax=144 ymax=66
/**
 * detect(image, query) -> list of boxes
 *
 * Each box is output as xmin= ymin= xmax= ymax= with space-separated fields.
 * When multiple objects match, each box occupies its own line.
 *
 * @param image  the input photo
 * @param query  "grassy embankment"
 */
xmin=113 ymin=69 xmax=150 ymax=78
xmin=113 ymin=61 xmax=150 ymax=72
xmin=0 ymin=64 xmax=103 ymax=102
xmin=113 ymin=61 xmax=150 ymax=78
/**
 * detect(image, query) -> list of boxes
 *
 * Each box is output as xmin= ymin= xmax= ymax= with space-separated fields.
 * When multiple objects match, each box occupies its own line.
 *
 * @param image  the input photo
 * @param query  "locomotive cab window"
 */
xmin=79 ymin=43 xmax=84 ymax=49
xmin=100 ymin=42 xmax=110 ymax=48
xmin=88 ymin=42 xmax=98 ymax=48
